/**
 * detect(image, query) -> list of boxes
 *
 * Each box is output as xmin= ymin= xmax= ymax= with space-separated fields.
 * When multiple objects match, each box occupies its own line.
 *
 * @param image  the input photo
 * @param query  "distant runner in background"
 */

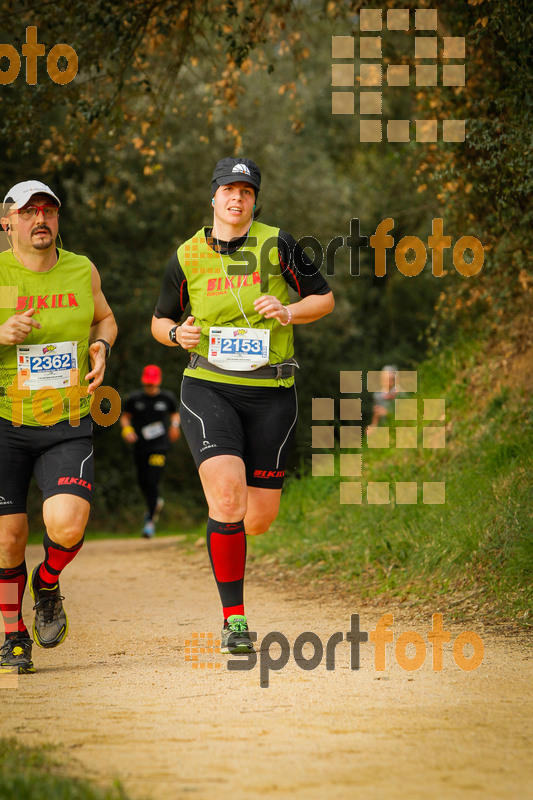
xmin=120 ymin=365 xmax=180 ymax=538
xmin=370 ymin=365 xmax=401 ymax=428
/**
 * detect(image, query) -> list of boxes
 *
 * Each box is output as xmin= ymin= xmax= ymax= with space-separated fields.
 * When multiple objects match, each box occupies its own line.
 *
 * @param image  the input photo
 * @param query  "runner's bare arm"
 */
xmin=169 ymin=411 xmax=181 ymax=442
xmin=253 ymin=291 xmax=335 ymax=325
xmin=86 ymin=263 xmax=118 ymax=392
xmin=120 ymin=411 xmax=138 ymax=443
xmin=151 ymin=315 xmax=201 ymax=350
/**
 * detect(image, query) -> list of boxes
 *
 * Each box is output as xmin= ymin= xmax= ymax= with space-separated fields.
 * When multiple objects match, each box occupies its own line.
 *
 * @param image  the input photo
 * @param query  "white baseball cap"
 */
xmin=3 ymin=180 xmax=61 ymax=209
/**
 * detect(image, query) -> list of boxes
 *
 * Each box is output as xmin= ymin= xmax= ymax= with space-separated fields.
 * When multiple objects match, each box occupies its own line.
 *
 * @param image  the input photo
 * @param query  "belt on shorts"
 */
xmin=188 ymin=353 xmax=299 ymax=380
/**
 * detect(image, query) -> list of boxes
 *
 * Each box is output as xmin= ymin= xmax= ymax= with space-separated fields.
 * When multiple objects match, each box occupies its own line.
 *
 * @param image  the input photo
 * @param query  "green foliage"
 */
xmin=0 ymin=1 xmax=299 ymax=159
xmin=410 ymin=0 xmax=533 ymax=345
xmin=251 ymin=336 xmax=533 ymax=622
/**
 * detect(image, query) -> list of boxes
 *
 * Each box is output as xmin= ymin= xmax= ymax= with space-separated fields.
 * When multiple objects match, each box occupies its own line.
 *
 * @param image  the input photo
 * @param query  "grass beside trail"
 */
xmin=25 ymin=334 xmax=532 ymax=624
xmin=0 ymin=738 xmax=131 ymax=800
xmin=251 ymin=336 xmax=533 ymax=624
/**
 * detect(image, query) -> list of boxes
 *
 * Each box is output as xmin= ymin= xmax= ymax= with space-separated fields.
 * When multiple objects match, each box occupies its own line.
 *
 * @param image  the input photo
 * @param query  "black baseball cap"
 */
xmin=211 ymin=157 xmax=261 ymax=197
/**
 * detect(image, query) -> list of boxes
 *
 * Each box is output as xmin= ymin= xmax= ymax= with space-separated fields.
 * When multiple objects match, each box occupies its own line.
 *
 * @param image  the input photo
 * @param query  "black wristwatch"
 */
xmin=95 ymin=338 xmax=111 ymax=359
xmin=168 ymin=325 xmax=179 ymax=344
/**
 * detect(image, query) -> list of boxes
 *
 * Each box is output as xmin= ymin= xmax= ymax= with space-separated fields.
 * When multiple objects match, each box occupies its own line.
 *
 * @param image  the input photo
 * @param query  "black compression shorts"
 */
xmin=179 ymin=376 xmax=298 ymax=489
xmin=0 ymin=415 xmax=94 ymax=515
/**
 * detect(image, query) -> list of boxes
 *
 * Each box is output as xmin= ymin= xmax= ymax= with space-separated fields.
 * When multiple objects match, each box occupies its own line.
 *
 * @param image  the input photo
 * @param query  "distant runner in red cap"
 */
xmin=120 ymin=365 xmax=180 ymax=537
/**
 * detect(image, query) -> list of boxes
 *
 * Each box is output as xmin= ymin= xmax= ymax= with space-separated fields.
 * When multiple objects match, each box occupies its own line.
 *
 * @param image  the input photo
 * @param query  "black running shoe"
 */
xmin=220 ymin=615 xmax=255 ymax=654
xmin=0 ymin=634 xmax=35 ymax=674
xmin=29 ymin=566 xmax=69 ymax=649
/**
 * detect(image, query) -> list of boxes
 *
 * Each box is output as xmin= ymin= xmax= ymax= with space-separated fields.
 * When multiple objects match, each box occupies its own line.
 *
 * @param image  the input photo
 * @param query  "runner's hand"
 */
xmin=176 ymin=316 xmax=201 ymax=350
xmin=85 ymin=341 xmax=107 ymax=394
xmin=253 ymin=295 xmax=290 ymax=324
xmin=0 ymin=308 xmax=41 ymax=345
xmin=169 ymin=426 xmax=181 ymax=443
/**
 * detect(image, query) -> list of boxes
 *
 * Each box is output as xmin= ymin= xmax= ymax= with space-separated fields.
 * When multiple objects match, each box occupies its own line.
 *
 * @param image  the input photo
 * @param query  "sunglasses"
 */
xmin=9 ymin=204 xmax=59 ymax=220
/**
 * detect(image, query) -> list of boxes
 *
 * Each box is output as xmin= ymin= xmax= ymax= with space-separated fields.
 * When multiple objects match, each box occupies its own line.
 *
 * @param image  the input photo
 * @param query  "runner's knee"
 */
xmin=245 ymin=509 xmax=279 ymax=536
xmin=45 ymin=524 xmax=85 ymax=549
xmin=209 ymin=475 xmax=247 ymax=521
xmin=44 ymin=511 xmax=87 ymax=549
xmin=246 ymin=519 xmax=271 ymax=536
xmin=214 ymin=496 xmax=247 ymax=521
xmin=0 ymin=526 xmax=27 ymax=563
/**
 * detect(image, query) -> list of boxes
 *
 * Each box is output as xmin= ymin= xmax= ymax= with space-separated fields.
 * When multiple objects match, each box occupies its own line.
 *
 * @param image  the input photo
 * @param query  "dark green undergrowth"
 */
xmin=251 ymin=337 xmax=533 ymax=624
xmin=0 ymin=738 xmax=131 ymax=800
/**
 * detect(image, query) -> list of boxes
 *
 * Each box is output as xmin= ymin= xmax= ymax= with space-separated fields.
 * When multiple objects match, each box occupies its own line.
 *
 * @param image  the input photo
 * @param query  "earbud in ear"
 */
xmin=211 ymin=198 xmax=215 ymax=206
xmin=253 ymin=205 xmax=256 ymax=210
xmin=4 ymin=225 xmax=9 ymax=232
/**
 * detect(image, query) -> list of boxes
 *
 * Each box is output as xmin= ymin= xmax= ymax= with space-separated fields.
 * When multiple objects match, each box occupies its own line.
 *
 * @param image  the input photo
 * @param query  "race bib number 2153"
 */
xmin=208 ymin=327 xmax=270 ymax=371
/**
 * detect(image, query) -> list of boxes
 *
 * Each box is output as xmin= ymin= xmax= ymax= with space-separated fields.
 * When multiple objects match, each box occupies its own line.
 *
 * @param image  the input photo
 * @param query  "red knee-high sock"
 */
xmin=0 ymin=562 xmax=28 ymax=637
xmin=206 ymin=518 xmax=246 ymax=620
xmin=36 ymin=532 xmax=84 ymax=589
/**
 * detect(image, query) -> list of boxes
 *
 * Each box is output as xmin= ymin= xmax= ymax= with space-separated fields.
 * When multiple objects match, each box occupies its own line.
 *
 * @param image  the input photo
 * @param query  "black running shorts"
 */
xmin=180 ymin=376 xmax=298 ymax=489
xmin=0 ymin=415 xmax=94 ymax=515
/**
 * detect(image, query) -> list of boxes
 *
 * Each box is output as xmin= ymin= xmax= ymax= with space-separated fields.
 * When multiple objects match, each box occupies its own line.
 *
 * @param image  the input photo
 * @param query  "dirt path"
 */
xmin=1 ymin=537 xmax=531 ymax=799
